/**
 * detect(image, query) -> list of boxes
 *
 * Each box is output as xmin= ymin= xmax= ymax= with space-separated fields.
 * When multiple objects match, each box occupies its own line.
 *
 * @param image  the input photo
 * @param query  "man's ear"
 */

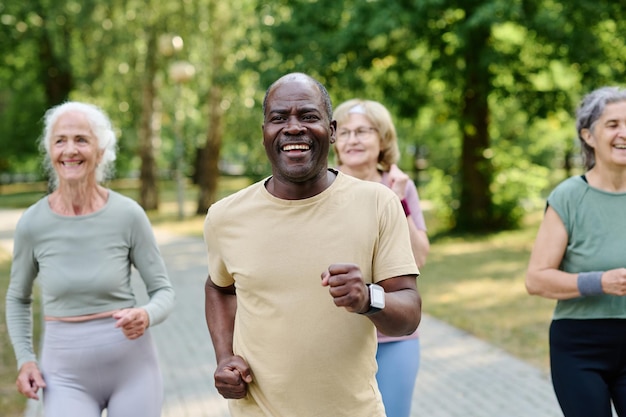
xmin=329 ymin=119 xmax=337 ymax=144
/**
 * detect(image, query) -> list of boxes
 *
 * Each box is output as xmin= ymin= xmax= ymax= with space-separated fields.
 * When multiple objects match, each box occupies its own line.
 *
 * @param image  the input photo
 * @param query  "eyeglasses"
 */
xmin=336 ymin=127 xmax=377 ymax=142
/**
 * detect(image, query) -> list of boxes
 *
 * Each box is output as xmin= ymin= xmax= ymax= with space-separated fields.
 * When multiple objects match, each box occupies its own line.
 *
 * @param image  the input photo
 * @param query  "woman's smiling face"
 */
xmin=335 ymin=113 xmax=381 ymax=169
xmin=584 ymin=101 xmax=626 ymax=168
xmin=49 ymin=111 xmax=103 ymax=185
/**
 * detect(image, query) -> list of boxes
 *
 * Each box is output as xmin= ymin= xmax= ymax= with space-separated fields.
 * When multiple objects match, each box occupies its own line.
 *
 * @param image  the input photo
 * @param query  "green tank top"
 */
xmin=549 ymin=175 xmax=626 ymax=320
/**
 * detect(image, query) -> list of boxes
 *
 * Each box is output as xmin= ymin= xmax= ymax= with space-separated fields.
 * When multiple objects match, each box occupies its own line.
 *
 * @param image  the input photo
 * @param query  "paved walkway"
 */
xmin=0 ymin=209 xmax=563 ymax=417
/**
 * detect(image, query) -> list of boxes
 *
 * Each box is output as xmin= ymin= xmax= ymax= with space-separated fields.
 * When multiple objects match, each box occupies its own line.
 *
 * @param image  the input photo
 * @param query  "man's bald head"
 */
xmin=262 ymin=73 xmax=333 ymax=120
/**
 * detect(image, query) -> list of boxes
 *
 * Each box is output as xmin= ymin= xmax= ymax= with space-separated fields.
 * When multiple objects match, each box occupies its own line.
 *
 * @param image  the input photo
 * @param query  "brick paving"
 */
xmin=412 ymin=314 xmax=561 ymax=416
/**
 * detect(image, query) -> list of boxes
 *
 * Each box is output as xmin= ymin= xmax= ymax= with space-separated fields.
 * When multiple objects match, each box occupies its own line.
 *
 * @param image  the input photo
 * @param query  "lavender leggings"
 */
xmin=40 ymin=317 xmax=163 ymax=417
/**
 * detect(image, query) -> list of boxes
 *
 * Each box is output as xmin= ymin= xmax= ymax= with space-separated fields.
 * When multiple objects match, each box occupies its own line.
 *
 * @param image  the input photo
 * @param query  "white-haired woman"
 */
xmin=526 ymin=86 xmax=626 ymax=417
xmin=6 ymin=102 xmax=175 ymax=417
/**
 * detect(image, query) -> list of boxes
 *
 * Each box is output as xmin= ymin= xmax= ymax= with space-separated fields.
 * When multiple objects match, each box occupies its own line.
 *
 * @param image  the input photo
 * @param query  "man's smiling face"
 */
xmin=262 ymin=76 xmax=335 ymax=185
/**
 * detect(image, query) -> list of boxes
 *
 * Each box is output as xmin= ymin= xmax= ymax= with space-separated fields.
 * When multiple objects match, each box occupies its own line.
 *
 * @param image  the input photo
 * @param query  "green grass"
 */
xmin=0 ymin=177 xmax=557 ymax=415
xmin=420 ymin=210 xmax=554 ymax=371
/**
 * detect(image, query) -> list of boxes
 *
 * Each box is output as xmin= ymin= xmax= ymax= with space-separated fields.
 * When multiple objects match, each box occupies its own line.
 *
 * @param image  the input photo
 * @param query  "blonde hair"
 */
xmin=332 ymin=99 xmax=400 ymax=171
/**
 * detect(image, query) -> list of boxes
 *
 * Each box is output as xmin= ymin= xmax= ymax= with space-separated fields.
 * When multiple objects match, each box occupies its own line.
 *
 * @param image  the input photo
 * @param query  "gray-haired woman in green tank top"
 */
xmin=526 ymin=86 xmax=626 ymax=417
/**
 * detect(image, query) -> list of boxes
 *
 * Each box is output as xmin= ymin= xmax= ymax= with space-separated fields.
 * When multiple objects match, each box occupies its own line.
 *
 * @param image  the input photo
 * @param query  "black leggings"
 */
xmin=550 ymin=319 xmax=626 ymax=417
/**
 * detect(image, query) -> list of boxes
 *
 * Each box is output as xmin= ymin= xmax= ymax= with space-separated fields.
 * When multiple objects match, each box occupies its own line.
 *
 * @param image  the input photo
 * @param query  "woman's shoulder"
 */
xmin=547 ymin=175 xmax=590 ymax=215
xmin=12 ymin=197 xmax=53 ymax=241
xmin=556 ymin=175 xmax=586 ymax=188
xmin=18 ymin=196 xmax=50 ymax=223
xmin=105 ymin=190 xmax=147 ymax=219
xmin=107 ymin=189 xmax=142 ymax=208
xmin=550 ymin=175 xmax=587 ymax=197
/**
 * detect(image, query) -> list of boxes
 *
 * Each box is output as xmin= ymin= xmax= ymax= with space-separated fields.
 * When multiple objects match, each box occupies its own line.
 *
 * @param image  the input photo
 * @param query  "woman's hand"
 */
xmin=16 ymin=361 xmax=46 ymax=400
xmin=388 ymin=164 xmax=409 ymax=199
xmin=113 ymin=308 xmax=150 ymax=339
xmin=600 ymin=268 xmax=626 ymax=296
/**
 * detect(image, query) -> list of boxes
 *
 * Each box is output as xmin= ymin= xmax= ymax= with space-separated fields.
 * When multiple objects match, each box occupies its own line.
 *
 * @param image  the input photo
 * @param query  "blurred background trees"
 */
xmin=1 ymin=0 xmax=624 ymax=232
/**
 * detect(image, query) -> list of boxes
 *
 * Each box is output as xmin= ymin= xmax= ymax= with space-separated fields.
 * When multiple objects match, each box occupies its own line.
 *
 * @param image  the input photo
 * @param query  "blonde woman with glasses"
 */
xmin=333 ymin=98 xmax=430 ymax=417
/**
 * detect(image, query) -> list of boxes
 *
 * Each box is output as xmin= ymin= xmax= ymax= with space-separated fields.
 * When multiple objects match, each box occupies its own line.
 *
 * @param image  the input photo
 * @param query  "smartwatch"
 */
xmin=359 ymin=283 xmax=385 ymax=316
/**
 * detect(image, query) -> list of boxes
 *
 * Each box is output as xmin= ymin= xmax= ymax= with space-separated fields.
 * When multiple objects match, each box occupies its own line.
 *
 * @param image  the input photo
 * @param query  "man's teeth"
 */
xmin=615 ymin=144 xmax=626 ymax=149
xmin=283 ymin=144 xmax=310 ymax=151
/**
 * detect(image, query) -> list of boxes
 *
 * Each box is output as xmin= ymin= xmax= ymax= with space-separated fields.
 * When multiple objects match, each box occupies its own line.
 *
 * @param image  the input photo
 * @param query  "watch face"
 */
xmin=370 ymin=284 xmax=385 ymax=309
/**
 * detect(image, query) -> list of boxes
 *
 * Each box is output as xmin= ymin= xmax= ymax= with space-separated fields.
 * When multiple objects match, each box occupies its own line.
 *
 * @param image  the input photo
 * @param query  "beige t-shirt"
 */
xmin=204 ymin=170 xmax=419 ymax=417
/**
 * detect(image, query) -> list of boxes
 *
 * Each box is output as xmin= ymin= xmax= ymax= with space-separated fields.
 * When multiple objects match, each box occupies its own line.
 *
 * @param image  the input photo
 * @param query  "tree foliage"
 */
xmin=254 ymin=0 xmax=626 ymax=231
xmin=2 ymin=0 xmax=626 ymax=231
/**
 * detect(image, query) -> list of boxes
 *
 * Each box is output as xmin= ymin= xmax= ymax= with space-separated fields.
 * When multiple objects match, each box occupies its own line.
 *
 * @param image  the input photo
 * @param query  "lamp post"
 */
xmin=168 ymin=60 xmax=195 ymax=220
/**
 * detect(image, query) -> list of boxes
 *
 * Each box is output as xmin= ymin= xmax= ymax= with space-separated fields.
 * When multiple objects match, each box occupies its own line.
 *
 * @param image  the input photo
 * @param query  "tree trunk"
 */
xmin=138 ymin=29 xmax=160 ymax=210
xmin=196 ymin=0 xmax=225 ymax=215
xmin=196 ymin=83 xmax=223 ymax=215
xmin=37 ymin=16 xmax=73 ymax=107
xmin=455 ymin=27 xmax=494 ymax=232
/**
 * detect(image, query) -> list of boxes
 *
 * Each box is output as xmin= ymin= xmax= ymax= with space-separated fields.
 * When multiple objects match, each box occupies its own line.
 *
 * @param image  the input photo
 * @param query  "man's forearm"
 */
xmin=204 ymin=279 xmax=238 ymax=361
xmin=369 ymin=287 xmax=421 ymax=336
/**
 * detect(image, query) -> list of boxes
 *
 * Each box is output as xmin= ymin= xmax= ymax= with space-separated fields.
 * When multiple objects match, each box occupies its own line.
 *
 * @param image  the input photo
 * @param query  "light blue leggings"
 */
xmin=376 ymin=338 xmax=420 ymax=417
xmin=40 ymin=317 xmax=163 ymax=417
